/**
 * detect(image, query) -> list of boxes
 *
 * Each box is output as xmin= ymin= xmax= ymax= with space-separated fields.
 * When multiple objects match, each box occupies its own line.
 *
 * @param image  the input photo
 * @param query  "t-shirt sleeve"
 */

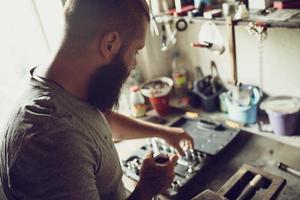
xmin=8 ymin=128 xmax=101 ymax=200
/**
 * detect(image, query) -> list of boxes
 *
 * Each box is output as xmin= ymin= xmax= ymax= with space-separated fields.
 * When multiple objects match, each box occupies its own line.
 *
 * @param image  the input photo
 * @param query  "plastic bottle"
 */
xmin=172 ymin=52 xmax=187 ymax=90
xmin=129 ymin=85 xmax=146 ymax=117
xmin=171 ymin=52 xmax=189 ymax=106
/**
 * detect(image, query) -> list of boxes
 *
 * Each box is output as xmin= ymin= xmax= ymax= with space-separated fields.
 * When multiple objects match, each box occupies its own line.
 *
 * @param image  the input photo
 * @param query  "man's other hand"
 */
xmin=136 ymin=151 xmax=178 ymax=198
xmin=163 ymin=127 xmax=194 ymax=156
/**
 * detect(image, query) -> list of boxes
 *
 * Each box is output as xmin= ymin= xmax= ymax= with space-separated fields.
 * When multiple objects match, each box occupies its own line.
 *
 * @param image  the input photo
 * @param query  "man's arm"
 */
xmin=105 ymin=111 xmax=194 ymax=155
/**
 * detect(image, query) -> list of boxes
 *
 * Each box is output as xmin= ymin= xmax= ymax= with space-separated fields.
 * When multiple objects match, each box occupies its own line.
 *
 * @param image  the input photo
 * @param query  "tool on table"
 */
xmin=122 ymin=117 xmax=239 ymax=198
xmin=236 ymin=174 xmax=265 ymax=200
xmin=198 ymin=119 xmax=225 ymax=131
xmin=277 ymin=162 xmax=300 ymax=178
xmin=193 ymin=164 xmax=286 ymax=200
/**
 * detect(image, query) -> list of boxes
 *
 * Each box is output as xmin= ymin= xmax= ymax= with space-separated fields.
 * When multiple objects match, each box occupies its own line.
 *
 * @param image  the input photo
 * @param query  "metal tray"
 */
xmin=170 ymin=117 xmax=240 ymax=155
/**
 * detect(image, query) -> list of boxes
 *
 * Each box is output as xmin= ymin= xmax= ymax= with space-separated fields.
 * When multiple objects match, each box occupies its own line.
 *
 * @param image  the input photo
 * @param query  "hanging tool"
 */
xmin=150 ymin=13 xmax=159 ymax=37
xmin=148 ymin=0 xmax=159 ymax=37
xmin=226 ymin=16 xmax=238 ymax=85
xmin=161 ymin=24 xmax=168 ymax=51
xmin=160 ymin=0 xmax=177 ymax=51
xmin=210 ymin=61 xmax=223 ymax=94
xmin=191 ymin=42 xmax=225 ymax=55
xmin=245 ymin=22 xmax=268 ymax=90
xmin=175 ymin=18 xmax=188 ymax=32
xmin=191 ymin=22 xmax=225 ymax=55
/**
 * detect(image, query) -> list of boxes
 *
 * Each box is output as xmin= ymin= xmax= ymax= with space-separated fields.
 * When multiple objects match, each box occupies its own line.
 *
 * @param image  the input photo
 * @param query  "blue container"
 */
xmin=225 ymin=87 xmax=261 ymax=124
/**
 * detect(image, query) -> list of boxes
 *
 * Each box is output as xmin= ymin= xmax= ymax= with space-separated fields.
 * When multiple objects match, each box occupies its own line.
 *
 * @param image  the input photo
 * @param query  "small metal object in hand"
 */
xmin=151 ymin=138 xmax=169 ymax=164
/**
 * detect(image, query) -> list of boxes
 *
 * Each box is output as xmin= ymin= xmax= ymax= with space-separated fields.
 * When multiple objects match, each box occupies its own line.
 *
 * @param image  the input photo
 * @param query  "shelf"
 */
xmin=155 ymin=10 xmax=300 ymax=29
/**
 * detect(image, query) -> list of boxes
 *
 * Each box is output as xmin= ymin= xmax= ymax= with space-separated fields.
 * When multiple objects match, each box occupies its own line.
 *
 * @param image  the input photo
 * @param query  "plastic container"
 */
xmin=226 ymin=98 xmax=258 ymax=124
xmin=141 ymin=77 xmax=174 ymax=116
xmin=172 ymin=52 xmax=187 ymax=90
xmin=219 ymin=92 xmax=228 ymax=113
xmin=149 ymin=95 xmax=170 ymax=116
xmin=129 ymin=86 xmax=146 ymax=117
xmin=225 ymin=86 xmax=261 ymax=124
xmin=268 ymin=111 xmax=299 ymax=135
xmin=191 ymin=75 xmax=224 ymax=112
xmin=260 ymin=96 xmax=300 ymax=135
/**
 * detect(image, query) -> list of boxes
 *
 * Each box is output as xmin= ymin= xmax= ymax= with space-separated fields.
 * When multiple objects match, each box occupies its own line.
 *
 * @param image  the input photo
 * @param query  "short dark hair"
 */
xmin=63 ymin=0 xmax=150 ymax=47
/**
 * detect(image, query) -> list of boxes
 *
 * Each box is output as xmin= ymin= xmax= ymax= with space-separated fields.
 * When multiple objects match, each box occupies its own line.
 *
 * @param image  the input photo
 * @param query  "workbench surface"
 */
xmin=115 ymin=121 xmax=300 ymax=200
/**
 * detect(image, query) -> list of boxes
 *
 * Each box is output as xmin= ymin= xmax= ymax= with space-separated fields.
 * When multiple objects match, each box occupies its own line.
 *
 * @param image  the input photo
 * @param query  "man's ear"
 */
xmin=99 ymin=32 xmax=122 ymax=60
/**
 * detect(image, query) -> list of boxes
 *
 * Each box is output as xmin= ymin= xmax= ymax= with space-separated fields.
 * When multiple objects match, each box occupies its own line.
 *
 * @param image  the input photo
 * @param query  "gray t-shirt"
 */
xmin=0 ymin=68 xmax=126 ymax=200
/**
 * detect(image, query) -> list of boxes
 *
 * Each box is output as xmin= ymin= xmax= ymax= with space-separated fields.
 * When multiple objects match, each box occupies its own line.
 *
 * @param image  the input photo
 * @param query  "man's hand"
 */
xmin=133 ymin=151 xmax=178 ymax=199
xmin=106 ymin=112 xmax=194 ymax=155
xmin=163 ymin=127 xmax=194 ymax=156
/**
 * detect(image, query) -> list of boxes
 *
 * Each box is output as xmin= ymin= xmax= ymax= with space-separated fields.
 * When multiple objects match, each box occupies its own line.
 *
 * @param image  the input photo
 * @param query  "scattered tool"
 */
xmin=277 ymin=162 xmax=300 ymax=178
xmin=192 ymin=164 xmax=286 ymax=200
xmin=236 ymin=174 xmax=264 ymax=200
xmin=122 ymin=117 xmax=239 ymax=198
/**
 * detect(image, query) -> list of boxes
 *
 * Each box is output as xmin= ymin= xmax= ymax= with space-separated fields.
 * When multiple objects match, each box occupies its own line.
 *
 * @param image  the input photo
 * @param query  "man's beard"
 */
xmin=87 ymin=52 xmax=130 ymax=113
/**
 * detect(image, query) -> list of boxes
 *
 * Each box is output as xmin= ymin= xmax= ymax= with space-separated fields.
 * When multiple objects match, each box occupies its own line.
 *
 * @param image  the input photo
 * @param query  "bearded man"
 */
xmin=0 ymin=0 xmax=194 ymax=199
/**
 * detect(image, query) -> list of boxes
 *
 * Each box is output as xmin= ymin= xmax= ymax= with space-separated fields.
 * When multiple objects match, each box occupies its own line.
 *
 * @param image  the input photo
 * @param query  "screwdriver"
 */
xmin=277 ymin=162 xmax=300 ymax=178
xmin=237 ymin=174 xmax=264 ymax=200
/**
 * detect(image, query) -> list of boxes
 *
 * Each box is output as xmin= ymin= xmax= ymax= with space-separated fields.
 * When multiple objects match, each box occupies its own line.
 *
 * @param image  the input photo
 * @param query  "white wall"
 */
xmin=0 ymin=0 xmax=63 ymax=124
xmin=138 ymin=22 xmax=300 ymax=97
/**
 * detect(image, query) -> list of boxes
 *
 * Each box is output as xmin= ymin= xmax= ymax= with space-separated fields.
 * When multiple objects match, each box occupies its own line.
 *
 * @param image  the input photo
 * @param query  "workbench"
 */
xmin=115 ymin=109 xmax=300 ymax=200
